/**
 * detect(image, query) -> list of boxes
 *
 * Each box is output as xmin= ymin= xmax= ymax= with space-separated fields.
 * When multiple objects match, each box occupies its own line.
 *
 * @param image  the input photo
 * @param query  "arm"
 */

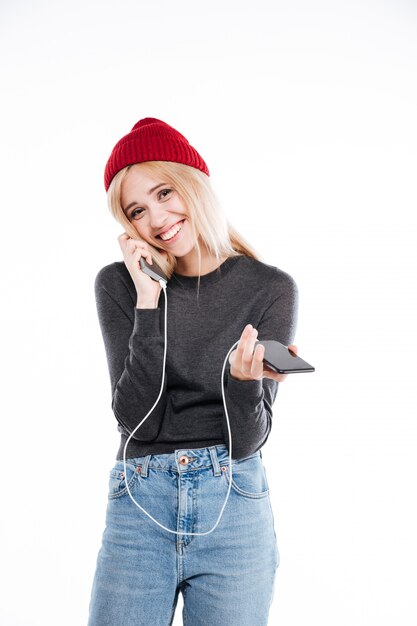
xmin=222 ymin=273 xmax=299 ymax=459
xmin=94 ymin=266 xmax=167 ymax=441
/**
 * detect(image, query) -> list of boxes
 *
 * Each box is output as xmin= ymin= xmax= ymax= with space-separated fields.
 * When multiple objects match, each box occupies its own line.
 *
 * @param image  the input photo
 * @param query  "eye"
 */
xmin=130 ymin=207 xmax=144 ymax=220
xmin=159 ymin=188 xmax=172 ymax=199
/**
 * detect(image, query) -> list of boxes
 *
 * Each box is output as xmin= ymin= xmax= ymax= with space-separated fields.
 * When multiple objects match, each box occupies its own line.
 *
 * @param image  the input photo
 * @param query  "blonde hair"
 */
xmin=107 ymin=161 xmax=263 ymax=294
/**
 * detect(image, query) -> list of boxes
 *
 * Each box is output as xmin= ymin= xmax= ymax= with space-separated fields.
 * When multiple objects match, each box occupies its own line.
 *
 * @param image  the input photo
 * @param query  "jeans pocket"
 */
xmin=222 ymin=455 xmax=270 ymax=499
xmin=108 ymin=463 xmax=139 ymax=500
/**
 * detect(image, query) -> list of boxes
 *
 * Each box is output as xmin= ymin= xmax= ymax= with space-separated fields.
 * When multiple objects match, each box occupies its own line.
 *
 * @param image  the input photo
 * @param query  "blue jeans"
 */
xmin=87 ymin=445 xmax=279 ymax=625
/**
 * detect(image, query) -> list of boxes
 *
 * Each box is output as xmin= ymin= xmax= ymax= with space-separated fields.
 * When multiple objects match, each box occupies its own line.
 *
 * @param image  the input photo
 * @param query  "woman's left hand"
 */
xmin=228 ymin=323 xmax=297 ymax=383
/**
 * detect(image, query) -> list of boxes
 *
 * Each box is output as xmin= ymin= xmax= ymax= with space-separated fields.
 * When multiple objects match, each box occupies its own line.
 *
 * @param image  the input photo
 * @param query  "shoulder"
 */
xmin=233 ymin=255 xmax=298 ymax=297
xmin=95 ymin=261 xmax=128 ymax=287
xmin=94 ymin=261 xmax=135 ymax=301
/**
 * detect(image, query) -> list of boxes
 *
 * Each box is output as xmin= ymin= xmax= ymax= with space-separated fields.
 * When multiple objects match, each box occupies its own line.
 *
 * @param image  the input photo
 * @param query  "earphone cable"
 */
xmin=122 ymin=281 xmax=237 ymax=535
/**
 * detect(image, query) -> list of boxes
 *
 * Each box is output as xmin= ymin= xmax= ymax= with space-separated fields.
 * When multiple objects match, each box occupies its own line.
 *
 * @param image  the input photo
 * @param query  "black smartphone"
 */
xmin=255 ymin=340 xmax=315 ymax=374
xmin=139 ymin=257 xmax=169 ymax=283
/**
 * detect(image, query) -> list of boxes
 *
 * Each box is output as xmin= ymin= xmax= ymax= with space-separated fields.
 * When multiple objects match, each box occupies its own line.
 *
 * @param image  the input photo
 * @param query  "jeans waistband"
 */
xmin=117 ymin=445 xmax=261 ymax=477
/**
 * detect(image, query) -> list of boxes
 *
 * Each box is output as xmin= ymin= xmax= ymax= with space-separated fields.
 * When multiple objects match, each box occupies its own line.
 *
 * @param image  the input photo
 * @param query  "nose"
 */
xmin=148 ymin=206 xmax=169 ymax=232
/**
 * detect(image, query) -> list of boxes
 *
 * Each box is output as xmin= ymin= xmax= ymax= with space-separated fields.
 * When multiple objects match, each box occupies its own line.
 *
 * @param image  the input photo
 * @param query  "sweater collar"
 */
xmin=169 ymin=255 xmax=242 ymax=289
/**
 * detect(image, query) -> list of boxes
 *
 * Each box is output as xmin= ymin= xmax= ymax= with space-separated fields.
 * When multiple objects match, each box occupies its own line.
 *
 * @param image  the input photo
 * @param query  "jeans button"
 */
xmin=179 ymin=455 xmax=190 ymax=465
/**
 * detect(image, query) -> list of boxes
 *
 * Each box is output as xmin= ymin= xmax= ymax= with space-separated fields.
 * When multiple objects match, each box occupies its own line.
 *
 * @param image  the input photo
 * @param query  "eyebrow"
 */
xmin=123 ymin=183 xmax=168 ymax=214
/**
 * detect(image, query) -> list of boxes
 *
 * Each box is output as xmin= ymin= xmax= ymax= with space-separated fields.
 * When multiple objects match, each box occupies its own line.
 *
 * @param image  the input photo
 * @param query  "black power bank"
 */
xmin=255 ymin=340 xmax=315 ymax=374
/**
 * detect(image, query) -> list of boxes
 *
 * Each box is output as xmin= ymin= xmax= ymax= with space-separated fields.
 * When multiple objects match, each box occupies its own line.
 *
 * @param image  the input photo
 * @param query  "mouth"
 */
xmin=156 ymin=219 xmax=186 ymax=243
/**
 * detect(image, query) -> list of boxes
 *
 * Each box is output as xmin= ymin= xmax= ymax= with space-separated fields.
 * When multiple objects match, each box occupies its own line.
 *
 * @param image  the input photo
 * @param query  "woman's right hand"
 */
xmin=118 ymin=233 xmax=163 ymax=308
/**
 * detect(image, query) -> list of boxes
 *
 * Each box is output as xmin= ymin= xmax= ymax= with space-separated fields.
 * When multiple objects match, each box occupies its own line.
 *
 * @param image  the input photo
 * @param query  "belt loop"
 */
xmin=209 ymin=446 xmax=221 ymax=477
xmin=140 ymin=454 xmax=152 ymax=478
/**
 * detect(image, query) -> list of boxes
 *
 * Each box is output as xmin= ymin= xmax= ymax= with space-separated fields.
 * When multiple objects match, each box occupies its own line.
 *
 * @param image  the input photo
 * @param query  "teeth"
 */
xmin=160 ymin=221 xmax=182 ymax=241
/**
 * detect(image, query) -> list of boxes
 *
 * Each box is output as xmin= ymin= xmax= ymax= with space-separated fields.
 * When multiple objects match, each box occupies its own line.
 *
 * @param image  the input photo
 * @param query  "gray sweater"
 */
xmin=94 ymin=254 xmax=298 ymax=460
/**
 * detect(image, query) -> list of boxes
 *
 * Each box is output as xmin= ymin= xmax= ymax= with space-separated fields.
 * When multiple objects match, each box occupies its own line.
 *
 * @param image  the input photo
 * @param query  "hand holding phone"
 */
xmin=117 ymin=233 xmax=166 ymax=307
xmin=229 ymin=324 xmax=314 ymax=383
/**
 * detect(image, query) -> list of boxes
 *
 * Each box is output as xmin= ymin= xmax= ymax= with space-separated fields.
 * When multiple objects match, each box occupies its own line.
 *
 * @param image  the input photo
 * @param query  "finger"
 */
xmin=127 ymin=240 xmax=151 ymax=260
xmin=241 ymin=327 xmax=258 ymax=374
xmin=234 ymin=324 xmax=253 ymax=363
xmin=288 ymin=345 xmax=298 ymax=356
xmin=229 ymin=327 xmax=262 ymax=380
xmin=132 ymin=247 xmax=153 ymax=265
xmin=251 ymin=342 xmax=265 ymax=379
xmin=118 ymin=233 xmax=129 ymax=250
xmin=263 ymin=369 xmax=288 ymax=383
xmin=126 ymin=239 xmax=149 ymax=251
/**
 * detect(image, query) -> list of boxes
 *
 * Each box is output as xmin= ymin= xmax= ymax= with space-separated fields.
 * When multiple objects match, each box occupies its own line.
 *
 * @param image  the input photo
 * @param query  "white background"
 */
xmin=1 ymin=0 xmax=416 ymax=624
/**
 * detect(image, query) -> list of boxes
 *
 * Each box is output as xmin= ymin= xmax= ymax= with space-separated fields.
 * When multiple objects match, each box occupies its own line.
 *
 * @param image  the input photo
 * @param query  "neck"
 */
xmin=174 ymin=243 xmax=228 ymax=277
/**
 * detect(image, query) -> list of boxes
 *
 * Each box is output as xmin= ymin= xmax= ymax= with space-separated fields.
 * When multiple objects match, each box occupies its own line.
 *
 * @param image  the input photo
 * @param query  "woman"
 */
xmin=88 ymin=117 xmax=299 ymax=626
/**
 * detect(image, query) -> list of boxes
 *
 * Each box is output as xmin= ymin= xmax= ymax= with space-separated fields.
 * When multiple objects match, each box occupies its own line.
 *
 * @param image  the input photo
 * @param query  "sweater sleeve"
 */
xmin=94 ymin=266 xmax=167 ymax=441
xmin=222 ymin=272 xmax=299 ymax=460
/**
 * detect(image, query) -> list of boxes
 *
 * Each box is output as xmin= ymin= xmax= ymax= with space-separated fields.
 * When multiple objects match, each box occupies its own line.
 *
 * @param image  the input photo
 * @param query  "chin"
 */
xmin=173 ymin=245 xmax=196 ymax=258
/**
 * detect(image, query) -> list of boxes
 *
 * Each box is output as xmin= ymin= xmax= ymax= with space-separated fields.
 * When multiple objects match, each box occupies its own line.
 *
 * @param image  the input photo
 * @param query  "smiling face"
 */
xmin=120 ymin=164 xmax=196 ymax=258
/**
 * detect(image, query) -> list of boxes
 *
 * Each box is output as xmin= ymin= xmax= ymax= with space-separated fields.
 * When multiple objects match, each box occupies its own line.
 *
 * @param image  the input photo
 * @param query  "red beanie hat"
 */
xmin=104 ymin=117 xmax=210 ymax=191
